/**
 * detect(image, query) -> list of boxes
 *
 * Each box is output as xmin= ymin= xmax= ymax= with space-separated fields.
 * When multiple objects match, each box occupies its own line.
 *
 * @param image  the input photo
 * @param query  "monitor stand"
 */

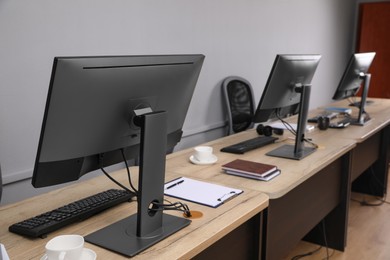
xmin=267 ymin=84 xmax=316 ymax=160
xmin=350 ymin=73 xmax=371 ymax=126
xmin=85 ymin=111 xmax=191 ymax=257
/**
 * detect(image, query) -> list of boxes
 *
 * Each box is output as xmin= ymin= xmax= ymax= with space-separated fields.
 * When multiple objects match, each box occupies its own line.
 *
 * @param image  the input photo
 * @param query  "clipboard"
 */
xmin=164 ymin=177 xmax=243 ymax=208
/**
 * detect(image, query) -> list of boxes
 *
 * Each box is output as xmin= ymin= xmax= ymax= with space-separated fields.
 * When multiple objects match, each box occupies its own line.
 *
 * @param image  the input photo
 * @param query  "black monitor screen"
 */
xmin=32 ymin=54 xmax=205 ymax=188
xmin=32 ymin=54 xmax=205 ymax=256
xmin=254 ymin=54 xmax=321 ymax=123
xmin=332 ymin=52 xmax=376 ymax=101
xmin=253 ymin=54 xmax=321 ymax=160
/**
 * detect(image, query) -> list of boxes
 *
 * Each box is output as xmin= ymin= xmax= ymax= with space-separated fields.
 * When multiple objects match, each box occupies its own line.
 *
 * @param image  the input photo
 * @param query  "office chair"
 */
xmin=222 ymin=76 xmax=256 ymax=135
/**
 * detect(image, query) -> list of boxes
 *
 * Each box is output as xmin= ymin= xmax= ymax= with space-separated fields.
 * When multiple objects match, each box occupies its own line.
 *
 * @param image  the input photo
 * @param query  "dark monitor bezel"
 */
xmin=253 ymin=54 xmax=321 ymax=160
xmin=332 ymin=52 xmax=376 ymax=125
xmin=32 ymin=54 xmax=204 ymax=188
xmin=253 ymin=54 xmax=321 ymax=123
xmin=32 ymin=54 xmax=205 ymax=256
xmin=332 ymin=52 xmax=376 ymax=101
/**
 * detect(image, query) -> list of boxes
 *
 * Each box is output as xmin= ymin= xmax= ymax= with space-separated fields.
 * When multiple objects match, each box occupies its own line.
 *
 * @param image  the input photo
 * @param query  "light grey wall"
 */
xmin=0 ymin=0 xmax=356 ymax=205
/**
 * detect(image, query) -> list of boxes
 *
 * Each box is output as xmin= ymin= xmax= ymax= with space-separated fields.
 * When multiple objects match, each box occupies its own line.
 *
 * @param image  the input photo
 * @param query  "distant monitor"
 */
xmin=32 ymin=54 xmax=205 ymax=256
xmin=332 ymin=52 xmax=376 ymax=125
xmin=254 ymin=54 xmax=321 ymax=160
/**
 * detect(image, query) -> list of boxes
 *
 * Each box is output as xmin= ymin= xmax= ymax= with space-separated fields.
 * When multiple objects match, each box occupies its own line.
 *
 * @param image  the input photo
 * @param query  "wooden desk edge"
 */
xmin=175 ymin=192 xmax=269 ymax=259
xmin=168 ymin=133 xmax=357 ymax=200
xmin=0 ymin=170 xmax=269 ymax=260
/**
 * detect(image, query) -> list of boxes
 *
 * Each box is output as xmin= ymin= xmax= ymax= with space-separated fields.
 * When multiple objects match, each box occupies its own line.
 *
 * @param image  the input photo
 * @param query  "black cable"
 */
xmin=368 ymin=166 xmax=386 ymax=194
xmin=151 ymin=199 xmax=191 ymax=217
xmin=357 ymin=194 xmax=387 ymax=207
xmin=321 ymin=250 xmax=335 ymax=260
xmin=347 ymin=97 xmax=357 ymax=107
xmin=291 ymin=246 xmax=322 ymax=260
xmin=100 ymin=150 xmax=190 ymax=215
xmin=351 ymin=197 xmax=363 ymax=204
xmin=99 ymin=151 xmax=137 ymax=196
xmin=120 ymin=149 xmax=138 ymax=195
xmin=275 ymin=110 xmax=319 ymax=149
xmin=275 ymin=111 xmax=296 ymax=135
xmin=360 ymin=198 xmax=385 ymax=207
xmin=321 ymin=220 xmax=330 ymax=260
xmin=351 ymin=194 xmax=388 ymax=206
xmin=100 ymin=167 xmax=134 ymax=195
xmin=291 ymin=220 xmax=334 ymax=260
xmin=347 ymin=97 xmax=371 ymax=117
xmin=353 ymin=166 xmax=387 ymax=207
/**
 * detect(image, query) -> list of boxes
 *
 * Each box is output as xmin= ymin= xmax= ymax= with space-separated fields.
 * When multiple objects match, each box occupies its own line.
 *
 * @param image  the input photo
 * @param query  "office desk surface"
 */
xmin=167 ymin=129 xmax=356 ymax=199
xmin=0 ymin=170 xmax=268 ymax=259
xmin=308 ymin=98 xmax=390 ymax=142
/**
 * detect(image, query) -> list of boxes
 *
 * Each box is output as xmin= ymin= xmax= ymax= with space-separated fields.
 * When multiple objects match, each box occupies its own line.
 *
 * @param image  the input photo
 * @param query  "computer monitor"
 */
xmin=32 ymin=54 xmax=205 ymax=256
xmin=253 ymin=54 xmax=321 ymax=160
xmin=332 ymin=52 xmax=376 ymax=125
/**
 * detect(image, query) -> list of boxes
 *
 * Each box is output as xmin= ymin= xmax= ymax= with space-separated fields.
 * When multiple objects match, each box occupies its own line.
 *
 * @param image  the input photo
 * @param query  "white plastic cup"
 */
xmin=193 ymin=146 xmax=213 ymax=162
xmin=45 ymin=234 xmax=84 ymax=260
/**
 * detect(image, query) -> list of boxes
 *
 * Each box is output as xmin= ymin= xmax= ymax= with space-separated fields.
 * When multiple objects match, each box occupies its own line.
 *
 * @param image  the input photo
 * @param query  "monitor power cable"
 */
xmin=276 ymin=111 xmax=319 ymax=149
xmin=100 ymin=149 xmax=192 ymax=217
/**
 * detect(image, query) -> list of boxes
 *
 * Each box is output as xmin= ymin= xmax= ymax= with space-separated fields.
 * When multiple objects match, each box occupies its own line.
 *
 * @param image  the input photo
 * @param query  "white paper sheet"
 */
xmin=164 ymin=177 xmax=243 ymax=208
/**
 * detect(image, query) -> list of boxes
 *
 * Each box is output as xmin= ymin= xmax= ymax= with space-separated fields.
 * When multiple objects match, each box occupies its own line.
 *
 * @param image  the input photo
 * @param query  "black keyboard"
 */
xmin=220 ymin=136 xmax=278 ymax=154
xmin=9 ymin=189 xmax=134 ymax=238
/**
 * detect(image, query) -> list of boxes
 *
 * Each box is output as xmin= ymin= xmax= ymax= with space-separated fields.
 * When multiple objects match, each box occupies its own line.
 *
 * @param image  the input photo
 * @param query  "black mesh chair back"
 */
xmin=222 ymin=76 xmax=256 ymax=135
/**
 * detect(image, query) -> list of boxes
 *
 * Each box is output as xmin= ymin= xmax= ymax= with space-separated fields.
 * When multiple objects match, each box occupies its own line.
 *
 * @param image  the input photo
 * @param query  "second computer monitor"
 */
xmin=254 ymin=54 xmax=321 ymax=160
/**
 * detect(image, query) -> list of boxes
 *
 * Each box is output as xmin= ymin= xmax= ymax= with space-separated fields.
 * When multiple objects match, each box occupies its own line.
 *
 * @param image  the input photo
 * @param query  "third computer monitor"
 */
xmin=332 ymin=52 xmax=376 ymax=125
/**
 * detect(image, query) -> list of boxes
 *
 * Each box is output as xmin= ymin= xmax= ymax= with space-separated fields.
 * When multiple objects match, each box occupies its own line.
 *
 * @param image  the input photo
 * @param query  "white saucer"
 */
xmin=81 ymin=248 xmax=96 ymax=260
xmin=41 ymin=248 xmax=96 ymax=260
xmin=189 ymin=154 xmax=218 ymax=165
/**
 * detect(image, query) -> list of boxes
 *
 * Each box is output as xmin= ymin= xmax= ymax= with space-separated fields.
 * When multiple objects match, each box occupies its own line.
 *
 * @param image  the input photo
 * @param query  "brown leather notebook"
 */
xmin=222 ymin=159 xmax=277 ymax=177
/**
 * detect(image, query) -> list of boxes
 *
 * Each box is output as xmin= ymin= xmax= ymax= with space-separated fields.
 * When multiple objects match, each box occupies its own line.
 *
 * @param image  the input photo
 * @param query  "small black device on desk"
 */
xmin=307 ymin=112 xmax=338 ymax=123
xmin=220 ymin=136 xmax=278 ymax=154
xmin=9 ymin=189 xmax=134 ymax=238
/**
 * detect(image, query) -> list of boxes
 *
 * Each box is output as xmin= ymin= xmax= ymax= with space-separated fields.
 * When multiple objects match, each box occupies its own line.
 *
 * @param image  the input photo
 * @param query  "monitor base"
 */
xmin=266 ymin=144 xmax=316 ymax=160
xmin=85 ymin=213 xmax=191 ymax=257
xmin=349 ymin=100 xmax=374 ymax=107
xmin=350 ymin=116 xmax=371 ymax=126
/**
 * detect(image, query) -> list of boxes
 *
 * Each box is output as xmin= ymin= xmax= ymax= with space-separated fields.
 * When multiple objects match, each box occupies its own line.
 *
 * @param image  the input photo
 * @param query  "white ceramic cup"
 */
xmin=45 ymin=234 xmax=84 ymax=260
xmin=193 ymin=146 xmax=213 ymax=162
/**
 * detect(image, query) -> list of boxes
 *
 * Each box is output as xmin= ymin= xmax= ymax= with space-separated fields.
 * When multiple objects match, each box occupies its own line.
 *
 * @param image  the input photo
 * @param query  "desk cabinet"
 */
xmin=194 ymin=213 xmax=263 ymax=259
xmin=263 ymin=155 xmax=351 ymax=260
xmin=352 ymin=125 xmax=390 ymax=197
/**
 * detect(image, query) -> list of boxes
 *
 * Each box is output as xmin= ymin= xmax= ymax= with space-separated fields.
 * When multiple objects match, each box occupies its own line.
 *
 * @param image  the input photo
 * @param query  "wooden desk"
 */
xmin=167 ymin=98 xmax=390 ymax=259
xmin=168 ymin=129 xmax=356 ymax=259
xmin=2 ymin=98 xmax=388 ymax=259
xmin=0 ymin=170 xmax=268 ymax=259
xmin=310 ymin=98 xmax=390 ymax=142
xmin=308 ymin=98 xmax=390 ymax=196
